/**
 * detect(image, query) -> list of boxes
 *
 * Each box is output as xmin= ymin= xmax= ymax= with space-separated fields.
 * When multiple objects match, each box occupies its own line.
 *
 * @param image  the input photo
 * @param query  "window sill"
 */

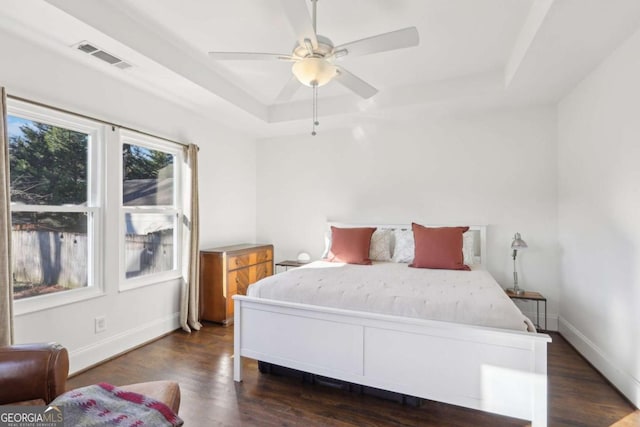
xmin=118 ymin=272 xmax=182 ymax=293
xmin=14 ymin=286 xmax=105 ymax=316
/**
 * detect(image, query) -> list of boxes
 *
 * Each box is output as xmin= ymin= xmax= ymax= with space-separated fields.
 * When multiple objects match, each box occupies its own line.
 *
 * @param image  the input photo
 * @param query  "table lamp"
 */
xmin=508 ymin=232 xmax=528 ymax=295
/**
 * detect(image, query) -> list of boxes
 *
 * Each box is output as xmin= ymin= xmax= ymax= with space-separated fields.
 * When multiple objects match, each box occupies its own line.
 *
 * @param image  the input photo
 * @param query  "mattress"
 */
xmin=248 ymin=261 xmax=535 ymax=332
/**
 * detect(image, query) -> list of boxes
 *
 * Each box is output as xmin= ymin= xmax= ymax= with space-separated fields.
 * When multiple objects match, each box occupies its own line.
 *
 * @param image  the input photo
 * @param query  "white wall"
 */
xmin=558 ymin=25 xmax=640 ymax=406
xmin=0 ymin=28 xmax=256 ymax=373
xmin=256 ymin=106 xmax=560 ymax=329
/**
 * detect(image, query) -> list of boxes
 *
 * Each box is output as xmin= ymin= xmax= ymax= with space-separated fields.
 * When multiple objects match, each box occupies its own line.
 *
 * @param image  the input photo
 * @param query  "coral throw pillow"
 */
xmin=326 ymin=226 xmax=376 ymax=265
xmin=410 ymin=223 xmax=470 ymax=270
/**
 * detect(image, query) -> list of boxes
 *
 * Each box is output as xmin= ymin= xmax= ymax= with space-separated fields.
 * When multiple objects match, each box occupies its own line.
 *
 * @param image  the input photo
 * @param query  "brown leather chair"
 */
xmin=0 ymin=342 xmax=180 ymax=413
xmin=0 ymin=342 xmax=68 ymax=405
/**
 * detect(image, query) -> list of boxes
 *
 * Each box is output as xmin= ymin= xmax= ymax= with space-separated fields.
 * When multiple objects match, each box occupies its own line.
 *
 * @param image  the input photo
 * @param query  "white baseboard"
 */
xmin=559 ymin=316 xmax=640 ymax=408
xmin=68 ymin=312 xmax=180 ymax=375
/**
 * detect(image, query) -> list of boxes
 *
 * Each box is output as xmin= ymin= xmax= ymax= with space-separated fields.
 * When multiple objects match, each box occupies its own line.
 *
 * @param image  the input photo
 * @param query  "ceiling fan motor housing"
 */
xmin=292 ymin=34 xmax=334 ymax=58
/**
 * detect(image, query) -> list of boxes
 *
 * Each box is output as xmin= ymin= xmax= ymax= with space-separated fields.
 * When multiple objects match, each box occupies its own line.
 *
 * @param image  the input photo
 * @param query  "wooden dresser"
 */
xmin=200 ymin=243 xmax=273 ymax=325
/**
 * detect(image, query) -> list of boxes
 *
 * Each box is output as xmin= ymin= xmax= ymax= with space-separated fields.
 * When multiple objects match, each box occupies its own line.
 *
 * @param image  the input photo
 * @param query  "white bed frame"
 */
xmin=233 ymin=225 xmax=551 ymax=426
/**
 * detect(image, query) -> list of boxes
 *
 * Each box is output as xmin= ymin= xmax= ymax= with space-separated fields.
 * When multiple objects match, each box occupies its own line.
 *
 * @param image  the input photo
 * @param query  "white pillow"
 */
xmin=391 ymin=228 xmax=477 ymax=265
xmin=462 ymin=231 xmax=476 ymax=265
xmin=392 ymin=229 xmax=414 ymax=263
xmin=321 ymin=231 xmax=331 ymax=259
xmin=369 ymin=229 xmax=393 ymax=261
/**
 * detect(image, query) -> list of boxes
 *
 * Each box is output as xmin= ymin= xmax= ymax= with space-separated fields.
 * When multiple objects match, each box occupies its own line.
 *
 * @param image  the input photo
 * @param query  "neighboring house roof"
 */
xmin=124 ymin=178 xmax=174 ymax=235
xmin=123 ymin=178 xmax=173 ymax=206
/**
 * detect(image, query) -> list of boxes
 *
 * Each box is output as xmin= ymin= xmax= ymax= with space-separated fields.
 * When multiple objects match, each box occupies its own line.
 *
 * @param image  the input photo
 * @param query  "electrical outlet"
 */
xmin=95 ymin=316 xmax=106 ymax=333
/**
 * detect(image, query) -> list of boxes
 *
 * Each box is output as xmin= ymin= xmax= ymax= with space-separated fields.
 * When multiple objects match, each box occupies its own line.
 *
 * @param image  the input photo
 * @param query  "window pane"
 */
xmin=8 ymin=115 xmax=88 ymax=206
xmin=11 ymin=212 xmax=88 ymax=300
xmin=123 ymin=144 xmax=174 ymax=206
xmin=124 ymin=213 xmax=175 ymax=278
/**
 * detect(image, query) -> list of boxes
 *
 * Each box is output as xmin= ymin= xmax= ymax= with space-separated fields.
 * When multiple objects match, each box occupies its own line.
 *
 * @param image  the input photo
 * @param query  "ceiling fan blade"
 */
xmin=334 ymin=26 xmax=419 ymax=58
xmin=208 ymin=52 xmax=297 ymax=61
xmin=334 ymin=67 xmax=378 ymax=99
xmin=274 ymin=76 xmax=301 ymax=103
xmin=281 ymin=0 xmax=318 ymax=49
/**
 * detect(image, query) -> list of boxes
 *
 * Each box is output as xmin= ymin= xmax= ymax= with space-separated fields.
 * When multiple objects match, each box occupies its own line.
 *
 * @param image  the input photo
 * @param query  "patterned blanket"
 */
xmin=51 ymin=382 xmax=183 ymax=427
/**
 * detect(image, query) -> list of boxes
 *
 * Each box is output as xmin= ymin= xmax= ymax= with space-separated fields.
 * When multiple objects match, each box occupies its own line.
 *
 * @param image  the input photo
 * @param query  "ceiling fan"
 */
xmin=209 ymin=0 xmax=419 ymax=134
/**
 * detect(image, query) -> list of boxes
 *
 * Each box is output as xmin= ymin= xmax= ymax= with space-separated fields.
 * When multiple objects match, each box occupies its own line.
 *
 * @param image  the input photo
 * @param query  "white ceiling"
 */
xmin=1 ymin=0 xmax=640 ymax=138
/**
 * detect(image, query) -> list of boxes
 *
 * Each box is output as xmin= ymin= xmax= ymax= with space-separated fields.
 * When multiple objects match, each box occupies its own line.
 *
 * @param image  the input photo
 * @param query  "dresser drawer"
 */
xmin=256 ymin=261 xmax=273 ymax=281
xmin=228 ymin=268 xmax=251 ymax=296
xmin=228 ymin=262 xmax=273 ymax=296
xmin=255 ymin=248 xmax=273 ymax=264
xmin=227 ymin=248 xmax=273 ymax=270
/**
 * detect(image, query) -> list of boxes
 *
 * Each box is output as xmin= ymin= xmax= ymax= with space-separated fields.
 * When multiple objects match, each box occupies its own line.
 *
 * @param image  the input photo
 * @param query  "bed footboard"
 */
xmin=233 ymin=295 xmax=551 ymax=426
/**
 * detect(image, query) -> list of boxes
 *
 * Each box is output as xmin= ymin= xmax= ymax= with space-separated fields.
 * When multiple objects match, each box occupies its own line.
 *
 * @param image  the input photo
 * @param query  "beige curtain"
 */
xmin=0 ymin=87 xmax=14 ymax=346
xmin=180 ymin=144 xmax=202 ymax=332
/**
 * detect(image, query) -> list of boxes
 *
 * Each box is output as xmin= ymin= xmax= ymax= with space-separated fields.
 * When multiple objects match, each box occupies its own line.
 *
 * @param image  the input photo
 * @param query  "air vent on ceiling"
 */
xmin=114 ymin=62 xmax=132 ymax=70
xmin=74 ymin=41 xmax=132 ymax=70
xmin=77 ymin=43 xmax=98 ymax=54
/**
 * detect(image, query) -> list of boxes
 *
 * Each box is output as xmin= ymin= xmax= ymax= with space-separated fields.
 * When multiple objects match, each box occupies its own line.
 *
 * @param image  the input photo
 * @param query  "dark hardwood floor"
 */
xmin=67 ymin=325 xmax=637 ymax=426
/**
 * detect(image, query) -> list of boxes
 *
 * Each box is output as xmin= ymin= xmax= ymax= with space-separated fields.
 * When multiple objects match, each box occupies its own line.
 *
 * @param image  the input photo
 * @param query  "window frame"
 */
xmin=118 ymin=130 xmax=183 ymax=291
xmin=8 ymin=99 xmax=105 ymax=315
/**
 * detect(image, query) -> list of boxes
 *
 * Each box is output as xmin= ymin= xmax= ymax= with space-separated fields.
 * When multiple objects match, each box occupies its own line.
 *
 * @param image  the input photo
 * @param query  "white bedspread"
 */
xmin=248 ymin=261 xmax=535 ymax=332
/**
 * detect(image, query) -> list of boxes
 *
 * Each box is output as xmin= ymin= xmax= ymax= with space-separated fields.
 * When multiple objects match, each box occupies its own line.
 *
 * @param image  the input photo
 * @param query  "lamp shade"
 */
xmin=511 ymin=232 xmax=528 ymax=250
xmin=292 ymin=57 xmax=337 ymax=87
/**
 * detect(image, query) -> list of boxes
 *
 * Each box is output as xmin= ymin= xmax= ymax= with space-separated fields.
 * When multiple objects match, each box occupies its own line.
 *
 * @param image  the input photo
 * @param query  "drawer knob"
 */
xmin=235 ymin=277 xmax=239 ymax=284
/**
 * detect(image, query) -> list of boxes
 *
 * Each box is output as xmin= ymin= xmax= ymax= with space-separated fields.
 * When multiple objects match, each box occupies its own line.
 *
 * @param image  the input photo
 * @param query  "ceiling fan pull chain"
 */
xmin=311 ymin=83 xmax=318 ymax=136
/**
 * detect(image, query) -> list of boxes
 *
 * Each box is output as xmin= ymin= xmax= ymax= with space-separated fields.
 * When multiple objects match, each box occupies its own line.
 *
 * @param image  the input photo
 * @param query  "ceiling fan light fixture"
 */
xmin=292 ymin=57 xmax=337 ymax=87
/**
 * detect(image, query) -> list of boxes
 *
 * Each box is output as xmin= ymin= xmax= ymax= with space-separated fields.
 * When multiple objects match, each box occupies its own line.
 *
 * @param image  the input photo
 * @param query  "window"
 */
xmin=7 ymin=101 xmax=102 ymax=310
xmin=7 ymin=99 xmax=187 ymax=312
xmin=120 ymin=131 xmax=182 ymax=289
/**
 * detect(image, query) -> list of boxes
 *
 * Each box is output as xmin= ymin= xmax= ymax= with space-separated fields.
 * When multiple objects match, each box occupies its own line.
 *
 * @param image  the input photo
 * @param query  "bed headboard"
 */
xmin=326 ymin=222 xmax=488 ymax=267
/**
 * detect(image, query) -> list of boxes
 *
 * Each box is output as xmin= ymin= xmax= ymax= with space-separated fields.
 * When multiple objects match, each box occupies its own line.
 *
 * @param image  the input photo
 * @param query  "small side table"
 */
xmin=505 ymin=290 xmax=547 ymax=332
xmin=275 ymin=260 xmax=309 ymax=273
